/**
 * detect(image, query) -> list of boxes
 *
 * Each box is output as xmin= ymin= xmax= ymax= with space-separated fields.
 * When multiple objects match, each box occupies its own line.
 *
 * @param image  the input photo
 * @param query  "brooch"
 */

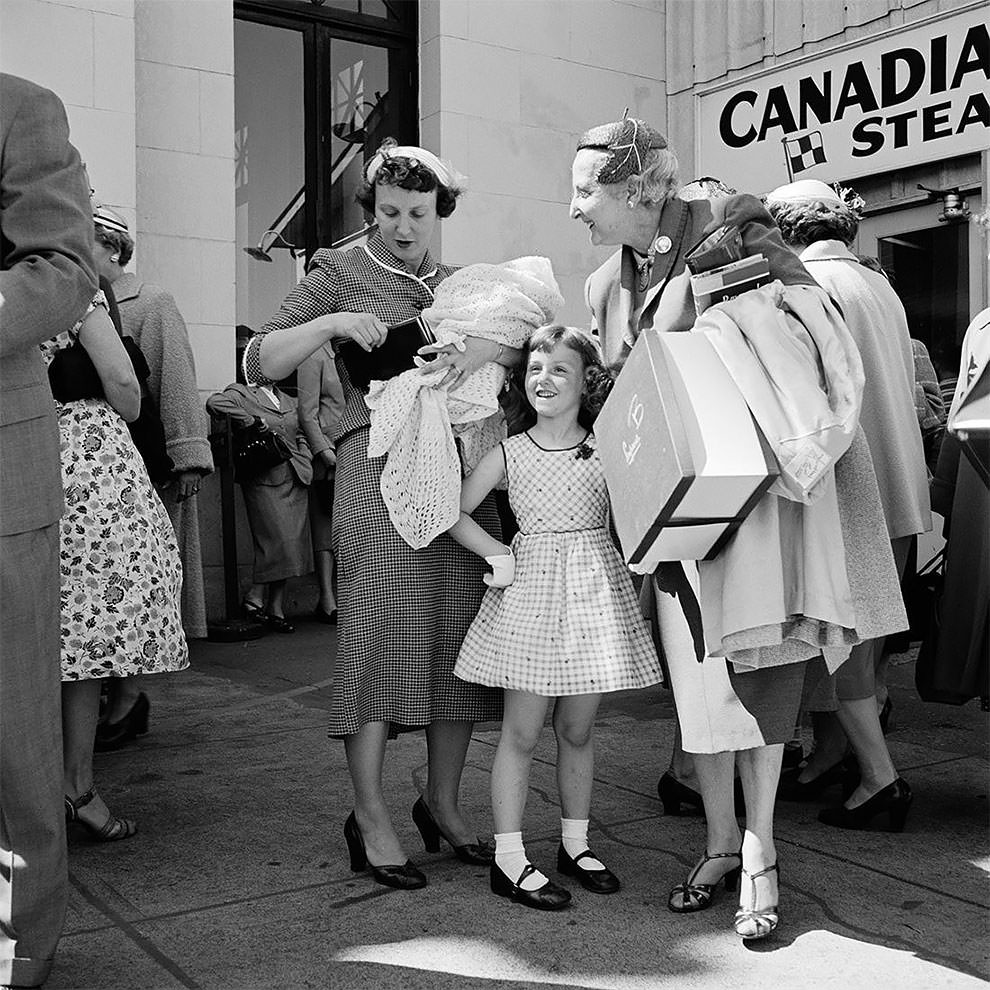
xmin=575 ymin=442 xmax=594 ymax=460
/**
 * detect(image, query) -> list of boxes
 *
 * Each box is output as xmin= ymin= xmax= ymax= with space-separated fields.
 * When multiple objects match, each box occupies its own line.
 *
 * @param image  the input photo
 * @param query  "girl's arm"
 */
xmin=78 ymin=305 xmax=141 ymax=422
xmin=448 ymin=444 xmax=511 ymax=559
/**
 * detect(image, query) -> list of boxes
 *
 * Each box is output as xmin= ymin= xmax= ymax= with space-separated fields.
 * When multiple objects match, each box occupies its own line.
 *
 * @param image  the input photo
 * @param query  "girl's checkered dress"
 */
xmin=455 ymin=432 xmax=661 ymax=696
xmin=245 ymin=234 xmax=502 ymax=735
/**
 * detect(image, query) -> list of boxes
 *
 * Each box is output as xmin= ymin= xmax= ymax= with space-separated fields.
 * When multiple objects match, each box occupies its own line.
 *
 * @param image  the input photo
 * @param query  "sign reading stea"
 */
xmin=697 ymin=6 xmax=989 ymax=193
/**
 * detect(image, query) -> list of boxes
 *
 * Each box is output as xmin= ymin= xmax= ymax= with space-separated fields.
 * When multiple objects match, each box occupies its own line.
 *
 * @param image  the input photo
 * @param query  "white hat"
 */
xmin=93 ymin=205 xmax=129 ymax=234
xmin=765 ymin=179 xmax=844 ymax=207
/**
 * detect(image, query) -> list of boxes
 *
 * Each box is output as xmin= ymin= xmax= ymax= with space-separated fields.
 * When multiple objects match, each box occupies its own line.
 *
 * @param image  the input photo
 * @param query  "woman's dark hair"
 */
xmin=355 ymin=139 xmax=461 ymax=219
xmin=765 ymin=199 xmax=858 ymax=248
xmin=94 ymin=224 xmax=134 ymax=267
xmin=501 ymin=325 xmax=614 ymax=434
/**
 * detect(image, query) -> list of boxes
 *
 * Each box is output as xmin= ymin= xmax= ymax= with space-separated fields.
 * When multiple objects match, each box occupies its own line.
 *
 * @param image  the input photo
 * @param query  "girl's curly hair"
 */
xmin=500 ymin=325 xmax=614 ymax=435
xmin=355 ymin=138 xmax=462 ymax=219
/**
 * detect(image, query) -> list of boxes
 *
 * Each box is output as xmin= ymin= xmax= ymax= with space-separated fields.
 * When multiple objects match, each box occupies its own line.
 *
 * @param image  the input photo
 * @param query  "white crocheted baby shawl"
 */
xmin=365 ymin=256 xmax=563 ymax=548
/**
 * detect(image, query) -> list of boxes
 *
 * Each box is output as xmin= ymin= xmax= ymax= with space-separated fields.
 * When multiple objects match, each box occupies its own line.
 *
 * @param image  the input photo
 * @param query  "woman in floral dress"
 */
xmin=43 ymin=294 xmax=187 ymax=841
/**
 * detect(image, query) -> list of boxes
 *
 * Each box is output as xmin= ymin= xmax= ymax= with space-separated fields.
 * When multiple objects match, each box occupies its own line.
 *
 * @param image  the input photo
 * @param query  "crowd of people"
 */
xmin=1 ymin=68 xmax=987 ymax=989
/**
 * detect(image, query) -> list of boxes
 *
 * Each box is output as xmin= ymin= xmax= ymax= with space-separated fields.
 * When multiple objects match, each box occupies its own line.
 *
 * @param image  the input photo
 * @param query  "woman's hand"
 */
xmin=325 ymin=312 xmax=388 ymax=351
xmin=419 ymin=335 xmax=500 ymax=389
xmin=169 ymin=470 xmax=202 ymax=503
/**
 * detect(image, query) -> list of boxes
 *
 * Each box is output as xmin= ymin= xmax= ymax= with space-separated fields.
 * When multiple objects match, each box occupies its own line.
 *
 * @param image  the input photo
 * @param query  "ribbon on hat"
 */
xmin=365 ymin=145 xmax=454 ymax=188
xmin=93 ymin=205 xmax=129 ymax=234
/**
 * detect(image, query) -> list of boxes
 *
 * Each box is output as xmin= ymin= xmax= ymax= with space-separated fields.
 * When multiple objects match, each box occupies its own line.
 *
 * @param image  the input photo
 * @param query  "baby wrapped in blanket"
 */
xmin=366 ymin=256 xmax=563 ymax=549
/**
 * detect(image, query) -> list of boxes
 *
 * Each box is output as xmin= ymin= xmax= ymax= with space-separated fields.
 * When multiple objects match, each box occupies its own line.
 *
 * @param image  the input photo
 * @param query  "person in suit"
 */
xmin=206 ymin=378 xmax=313 ymax=633
xmin=297 ymin=343 xmax=345 ymax=623
xmin=0 ymin=73 xmax=98 ymax=989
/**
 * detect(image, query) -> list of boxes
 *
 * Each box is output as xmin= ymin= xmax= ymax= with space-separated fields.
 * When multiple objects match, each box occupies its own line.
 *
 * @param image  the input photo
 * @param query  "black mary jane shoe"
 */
xmin=490 ymin=861 xmax=571 ymax=911
xmin=241 ymin=599 xmax=267 ymax=623
xmin=818 ymin=777 xmax=913 ymax=833
xmin=556 ymin=844 xmax=620 ymax=894
xmin=412 ymin=796 xmax=494 ymax=865
xmin=95 ymin=691 xmax=150 ymax=752
xmin=264 ymin=613 xmax=295 ymax=634
xmin=343 ymin=812 xmax=427 ymax=890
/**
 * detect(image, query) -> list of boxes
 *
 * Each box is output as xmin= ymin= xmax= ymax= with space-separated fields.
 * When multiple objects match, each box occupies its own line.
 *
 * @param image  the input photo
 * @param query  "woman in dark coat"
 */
xmin=206 ymin=381 xmax=312 ymax=633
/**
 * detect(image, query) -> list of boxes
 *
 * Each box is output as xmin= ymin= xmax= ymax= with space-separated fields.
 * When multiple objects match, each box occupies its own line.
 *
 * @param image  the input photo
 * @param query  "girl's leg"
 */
xmin=344 ymin=721 xmax=406 ymax=866
xmin=423 ymin=719 xmax=480 ymax=845
xmin=492 ymin=690 xmax=551 ymax=889
xmin=553 ymin=693 xmax=602 ymax=822
xmin=265 ymin=579 xmax=287 ymax=619
xmin=63 ymin=679 xmax=124 ymax=829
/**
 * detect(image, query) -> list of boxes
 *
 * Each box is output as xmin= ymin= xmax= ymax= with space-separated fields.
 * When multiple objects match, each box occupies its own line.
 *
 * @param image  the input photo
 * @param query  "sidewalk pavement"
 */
xmin=49 ymin=619 xmax=988 ymax=990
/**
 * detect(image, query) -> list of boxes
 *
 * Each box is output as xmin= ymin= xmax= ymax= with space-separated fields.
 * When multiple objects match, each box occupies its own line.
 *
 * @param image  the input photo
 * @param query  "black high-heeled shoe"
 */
xmin=94 ymin=692 xmax=150 ymax=752
xmin=776 ymin=759 xmax=848 ymax=801
xmin=658 ymin=772 xmax=746 ymax=816
xmin=556 ymin=844 xmax=620 ymax=894
xmin=343 ymin=812 xmax=427 ymax=889
xmin=818 ymin=777 xmax=913 ymax=832
xmin=411 ymin=796 xmax=493 ymax=865
xmin=490 ymin=860 xmax=570 ymax=911
xmin=668 ymin=850 xmax=741 ymax=913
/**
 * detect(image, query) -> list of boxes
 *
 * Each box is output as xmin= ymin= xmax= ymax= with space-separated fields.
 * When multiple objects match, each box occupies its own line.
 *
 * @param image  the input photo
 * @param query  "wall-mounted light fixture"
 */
xmin=243 ymin=230 xmax=299 ymax=263
xmin=917 ymin=184 xmax=972 ymax=224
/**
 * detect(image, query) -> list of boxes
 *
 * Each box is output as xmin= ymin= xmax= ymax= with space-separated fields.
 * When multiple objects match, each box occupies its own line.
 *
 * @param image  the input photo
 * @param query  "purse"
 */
xmin=232 ymin=416 xmax=293 ymax=484
xmin=337 ymin=316 xmax=436 ymax=389
xmin=47 ymin=337 xmax=175 ymax=484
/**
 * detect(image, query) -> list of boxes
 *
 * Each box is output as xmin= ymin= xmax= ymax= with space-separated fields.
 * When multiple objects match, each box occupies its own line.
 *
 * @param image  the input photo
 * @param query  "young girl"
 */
xmin=448 ymin=325 xmax=662 ymax=911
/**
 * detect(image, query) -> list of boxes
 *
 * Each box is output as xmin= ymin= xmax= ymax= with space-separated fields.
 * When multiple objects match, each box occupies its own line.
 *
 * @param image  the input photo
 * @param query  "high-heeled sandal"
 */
xmin=95 ymin=692 xmax=150 ymax=752
xmin=734 ymin=863 xmax=779 ymax=940
xmin=668 ymin=850 xmax=741 ymax=913
xmin=411 ymin=796 xmax=493 ymax=865
xmin=64 ymin=788 xmax=137 ymax=842
xmin=819 ymin=777 xmax=912 ymax=832
xmin=343 ymin=812 xmax=427 ymax=890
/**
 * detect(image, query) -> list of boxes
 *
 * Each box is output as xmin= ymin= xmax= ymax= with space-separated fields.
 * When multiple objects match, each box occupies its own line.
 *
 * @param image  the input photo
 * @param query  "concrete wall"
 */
xmin=421 ymin=0 xmax=668 ymax=328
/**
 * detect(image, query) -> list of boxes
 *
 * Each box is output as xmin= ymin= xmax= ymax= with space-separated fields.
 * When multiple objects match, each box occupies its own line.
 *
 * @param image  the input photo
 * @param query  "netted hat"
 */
xmin=576 ymin=117 xmax=667 ymax=185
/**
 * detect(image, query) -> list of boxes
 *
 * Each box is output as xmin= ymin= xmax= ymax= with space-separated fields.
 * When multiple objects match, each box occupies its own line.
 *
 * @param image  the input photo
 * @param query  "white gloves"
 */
xmin=483 ymin=551 xmax=516 ymax=588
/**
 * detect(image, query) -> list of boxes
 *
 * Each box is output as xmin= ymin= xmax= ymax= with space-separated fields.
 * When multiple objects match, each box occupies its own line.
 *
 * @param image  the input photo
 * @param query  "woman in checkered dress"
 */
xmin=244 ymin=142 xmax=519 ymax=889
xmin=449 ymin=326 xmax=661 ymax=910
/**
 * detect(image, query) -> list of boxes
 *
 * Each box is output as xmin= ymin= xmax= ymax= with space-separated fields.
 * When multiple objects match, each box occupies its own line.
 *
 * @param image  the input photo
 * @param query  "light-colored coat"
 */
xmin=799 ymin=240 xmax=931 ymax=540
xmin=113 ymin=273 xmax=214 ymax=637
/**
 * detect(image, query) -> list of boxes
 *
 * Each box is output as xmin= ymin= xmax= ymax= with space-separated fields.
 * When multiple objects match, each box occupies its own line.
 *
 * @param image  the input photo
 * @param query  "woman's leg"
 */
xmin=104 ymin=674 xmax=143 ymax=723
xmin=691 ymin=751 xmax=742 ymax=880
xmin=63 ymin=679 xmax=122 ymax=828
xmin=423 ymin=719 xmax=481 ymax=845
xmin=244 ymin=583 xmax=266 ymax=610
xmin=834 ymin=697 xmax=897 ymax=806
xmin=735 ymin=744 xmax=782 ymax=921
xmin=265 ymin=579 xmax=287 ymax=619
xmin=344 ymin=721 xmax=406 ymax=865
xmin=553 ymin=693 xmax=602 ymax=822
xmin=315 ymin=549 xmax=337 ymax=614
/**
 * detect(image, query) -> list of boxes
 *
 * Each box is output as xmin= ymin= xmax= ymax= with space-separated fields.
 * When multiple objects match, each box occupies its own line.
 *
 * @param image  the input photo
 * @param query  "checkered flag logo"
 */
xmin=783 ymin=131 xmax=827 ymax=177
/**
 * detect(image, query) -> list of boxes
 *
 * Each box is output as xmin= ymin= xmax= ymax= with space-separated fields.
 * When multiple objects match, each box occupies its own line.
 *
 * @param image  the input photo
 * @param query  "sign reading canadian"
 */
xmin=696 ymin=5 xmax=989 ymax=194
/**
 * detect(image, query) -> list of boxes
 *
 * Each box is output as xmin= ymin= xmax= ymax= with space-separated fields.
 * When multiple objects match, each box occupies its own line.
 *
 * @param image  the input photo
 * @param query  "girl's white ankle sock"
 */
xmin=494 ymin=831 xmax=547 ymax=890
xmin=561 ymin=817 xmax=605 ymax=870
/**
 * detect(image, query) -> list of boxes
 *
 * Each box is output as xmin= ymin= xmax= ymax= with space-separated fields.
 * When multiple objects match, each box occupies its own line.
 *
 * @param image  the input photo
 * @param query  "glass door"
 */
xmin=234 ymin=1 xmax=417 ymax=336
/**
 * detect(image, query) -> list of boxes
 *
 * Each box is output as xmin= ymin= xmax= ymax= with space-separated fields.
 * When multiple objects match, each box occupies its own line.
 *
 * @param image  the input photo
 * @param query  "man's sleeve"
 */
xmin=0 ymin=82 xmax=98 ymax=355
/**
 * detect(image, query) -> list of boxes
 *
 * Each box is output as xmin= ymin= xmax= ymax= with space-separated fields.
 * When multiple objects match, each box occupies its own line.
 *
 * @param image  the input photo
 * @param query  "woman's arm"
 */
xmin=78 ymin=306 xmax=141 ymax=422
xmin=205 ymin=387 xmax=256 ymax=428
xmin=420 ymin=337 xmax=524 ymax=388
xmin=448 ymin=444 xmax=511 ymax=559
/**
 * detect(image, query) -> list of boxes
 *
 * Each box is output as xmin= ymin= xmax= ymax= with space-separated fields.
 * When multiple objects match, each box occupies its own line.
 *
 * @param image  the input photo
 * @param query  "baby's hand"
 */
xmin=483 ymin=551 xmax=515 ymax=588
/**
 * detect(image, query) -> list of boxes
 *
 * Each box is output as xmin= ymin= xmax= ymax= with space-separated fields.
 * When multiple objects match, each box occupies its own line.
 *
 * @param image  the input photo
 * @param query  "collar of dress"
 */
xmin=799 ymin=239 xmax=857 ymax=264
xmin=363 ymin=234 xmax=439 ymax=295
